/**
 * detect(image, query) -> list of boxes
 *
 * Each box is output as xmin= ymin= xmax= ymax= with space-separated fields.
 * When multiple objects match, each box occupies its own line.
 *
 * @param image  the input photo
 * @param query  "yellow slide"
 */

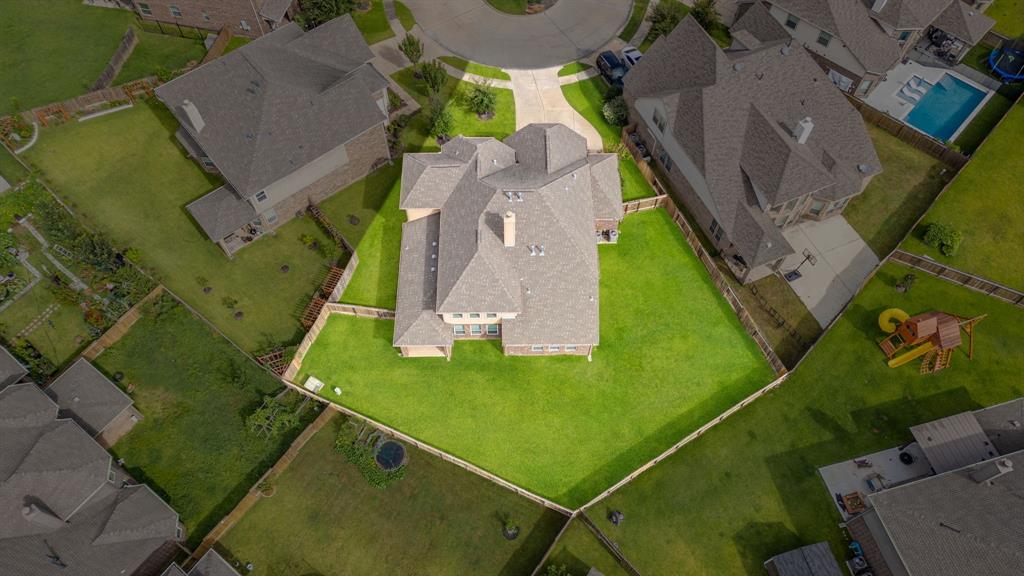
xmin=888 ymin=341 xmax=935 ymax=368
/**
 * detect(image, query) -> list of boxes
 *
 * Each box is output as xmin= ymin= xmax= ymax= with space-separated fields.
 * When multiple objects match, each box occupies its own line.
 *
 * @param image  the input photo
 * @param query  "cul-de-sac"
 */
xmin=0 ymin=0 xmax=1021 ymax=574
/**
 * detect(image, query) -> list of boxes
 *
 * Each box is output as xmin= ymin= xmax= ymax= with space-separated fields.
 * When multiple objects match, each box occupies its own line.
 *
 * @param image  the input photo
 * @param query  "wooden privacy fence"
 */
xmin=529 ymin=513 xmax=578 ymax=576
xmin=285 ymin=302 xmax=395 ymax=381
xmin=579 ymin=512 xmax=643 ymax=576
xmin=91 ymin=27 xmax=138 ymax=90
xmin=199 ymin=26 xmax=234 ymax=65
xmin=845 ymin=96 xmax=969 ymax=169
xmin=890 ymin=250 xmax=1024 ymax=306
xmin=14 ymin=77 xmax=157 ymax=127
xmin=622 ymin=194 xmax=668 ymax=214
xmin=328 ymin=252 xmax=359 ymax=302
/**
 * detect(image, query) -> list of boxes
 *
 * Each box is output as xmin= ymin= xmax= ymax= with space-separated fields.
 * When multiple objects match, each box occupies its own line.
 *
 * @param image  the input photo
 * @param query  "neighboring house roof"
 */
xmin=259 ymin=0 xmax=294 ymax=23
xmin=186 ymin=185 xmax=258 ymax=241
xmin=156 ymin=16 xmax=388 ymax=199
xmin=911 ymin=410 xmax=999 ymax=473
xmin=865 ymin=450 xmax=1024 ymax=576
xmin=765 ymin=542 xmax=843 ymax=575
xmin=928 ymin=0 xmax=995 ymax=44
xmin=395 ymin=125 xmax=622 ymax=348
xmin=44 ymin=358 xmax=133 ymax=437
xmin=974 ymin=398 xmax=1024 ymax=455
xmin=625 ymin=9 xmax=880 ymax=268
xmin=161 ymin=549 xmax=241 ymax=576
xmin=0 ymin=345 xmax=28 ymax=390
xmin=870 ymin=0 xmax=950 ymax=30
xmin=0 ymin=384 xmax=180 ymax=576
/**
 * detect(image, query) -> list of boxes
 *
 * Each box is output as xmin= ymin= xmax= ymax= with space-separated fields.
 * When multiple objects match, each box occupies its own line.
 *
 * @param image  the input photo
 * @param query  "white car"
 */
xmin=621 ymin=46 xmax=643 ymax=69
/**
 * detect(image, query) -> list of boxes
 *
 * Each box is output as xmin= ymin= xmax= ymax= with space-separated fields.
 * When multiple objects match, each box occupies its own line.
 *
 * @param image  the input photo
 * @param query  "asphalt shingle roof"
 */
xmin=0 ymin=346 xmax=27 ymax=390
xmin=766 ymin=542 xmax=844 ymax=575
xmin=44 ymin=359 xmax=133 ymax=437
xmin=929 ymin=0 xmax=995 ymax=44
xmin=186 ymin=185 xmax=258 ymax=241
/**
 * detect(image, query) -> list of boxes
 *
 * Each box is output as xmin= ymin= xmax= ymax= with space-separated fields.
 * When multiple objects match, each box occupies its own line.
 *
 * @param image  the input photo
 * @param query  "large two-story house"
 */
xmin=156 ymin=15 xmax=390 ymax=256
xmin=624 ymin=5 xmax=881 ymax=284
xmin=737 ymin=0 xmax=994 ymax=95
xmin=393 ymin=124 xmax=623 ymax=359
xmin=132 ymin=0 xmax=300 ymax=38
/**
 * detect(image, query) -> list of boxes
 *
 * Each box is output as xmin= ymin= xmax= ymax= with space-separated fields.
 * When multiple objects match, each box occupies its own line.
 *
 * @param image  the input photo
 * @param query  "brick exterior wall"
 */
xmin=133 ymin=0 xmax=298 ymax=37
xmin=503 ymin=345 xmax=593 ymax=356
xmin=264 ymin=122 xmax=390 ymax=228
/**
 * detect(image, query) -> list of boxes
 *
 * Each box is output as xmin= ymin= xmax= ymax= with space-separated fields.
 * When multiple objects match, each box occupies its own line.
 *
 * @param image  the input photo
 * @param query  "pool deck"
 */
xmin=864 ymin=60 xmax=993 ymax=141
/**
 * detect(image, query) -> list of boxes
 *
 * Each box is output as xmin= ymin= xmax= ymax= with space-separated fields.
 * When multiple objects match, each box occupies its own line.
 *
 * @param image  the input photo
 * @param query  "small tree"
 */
xmin=465 ymin=82 xmax=497 ymax=117
xmin=648 ymin=0 xmax=685 ymax=40
xmin=296 ymin=0 xmax=357 ymax=29
xmin=427 ymin=97 xmax=453 ymax=137
xmin=691 ymin=0 xmax=722 ymax=34
xmin=923 ymin=222 xmax=963 ymax=256
xmin=602 ymin=96 xmax=629 ymax=126
xmin=544 ymin=565 xmax=571 ymax=576
xmin=398 ymin=34 xmax=423 ymax=71
xmin=420 ymin=59 xmax=448 ymax=96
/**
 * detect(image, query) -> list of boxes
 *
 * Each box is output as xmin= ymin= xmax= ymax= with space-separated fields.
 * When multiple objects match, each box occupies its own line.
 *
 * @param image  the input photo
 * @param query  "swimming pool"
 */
xmin=904 ymin=74 xmax=986 ymax=141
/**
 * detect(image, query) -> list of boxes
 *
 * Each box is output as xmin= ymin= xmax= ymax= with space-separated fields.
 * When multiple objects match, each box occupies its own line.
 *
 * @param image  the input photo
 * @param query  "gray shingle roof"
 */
xmin=45 ymin=359 xmax=133 ymax=437
xmin=0 ymin=346 xmax=28 ymax=390
xmin=867 ymin=450 xmax=1024 ymax=576
xmin=190 ymin=549 xmax=243 ymax=576
xmin=870 ymin=0 xmax=951 ymax=30
xmin=395 ymin=124 xmax=621 ymax=348
xmin=765 ymin=542 xmax=843 ymax=575
xmin=625 ymin=9 xmax=880 ymax=268
xmin=186 ymin=185 xmax=258 ymax=241
xmin=156 ymin=16 xmax=387 ymax=199
xmin=259 ymin=0 xmax=294 ymax=23
xmin=929 ymin=0 xmax=995 ymax=44
xmin=974 ymin=398 xmax=1024 ymax=455
xmin=911 ymin=410 xmax=1000 ymax=473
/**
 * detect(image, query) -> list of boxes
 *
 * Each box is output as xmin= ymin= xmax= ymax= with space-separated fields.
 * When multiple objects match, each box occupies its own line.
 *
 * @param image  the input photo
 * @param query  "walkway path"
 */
xmin=508 ymin=67 xmax=603 ymax=151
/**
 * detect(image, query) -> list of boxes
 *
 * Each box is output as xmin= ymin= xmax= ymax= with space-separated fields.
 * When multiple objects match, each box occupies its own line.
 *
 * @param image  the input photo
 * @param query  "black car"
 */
xmin=596 ymin=51 xmax=626 ymax=87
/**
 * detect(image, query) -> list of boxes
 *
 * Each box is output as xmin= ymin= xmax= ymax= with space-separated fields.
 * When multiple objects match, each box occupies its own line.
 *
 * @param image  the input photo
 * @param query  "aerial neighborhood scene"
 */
xmin=0 ymin=0 xmax=1020 ymax=574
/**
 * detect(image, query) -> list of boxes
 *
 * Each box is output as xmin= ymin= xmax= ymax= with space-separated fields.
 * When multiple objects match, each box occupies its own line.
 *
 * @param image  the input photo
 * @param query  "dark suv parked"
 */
xmin=596 ymin=51 xmax=626 ymax=87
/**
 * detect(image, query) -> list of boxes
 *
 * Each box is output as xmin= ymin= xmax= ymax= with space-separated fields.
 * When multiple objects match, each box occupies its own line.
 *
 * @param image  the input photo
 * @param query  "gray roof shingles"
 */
xmin=186 ymin=185 xmax=258 ymax=241
xmin=766 ymin=542 xmax=844 ymax=575
xmin=44 ymin=359 xmax=133 ymax=437
xmin=929 ymin=0 xmax=995 ymax=44
xmin=0 ymin=346 xmax=27 ymax=390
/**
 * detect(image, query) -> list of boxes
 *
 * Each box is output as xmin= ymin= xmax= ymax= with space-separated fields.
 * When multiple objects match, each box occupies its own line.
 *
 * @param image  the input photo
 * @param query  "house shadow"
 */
xmin=497 ymin=514 xmax=570 ymax=576
xmin=732 ymin=522 xmax=804 ymax=575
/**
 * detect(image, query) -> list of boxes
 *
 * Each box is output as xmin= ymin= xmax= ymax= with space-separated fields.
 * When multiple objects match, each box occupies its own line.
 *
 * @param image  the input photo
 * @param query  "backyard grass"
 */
xmin=0 ymin=280 xmax=92 ymax=367
xmin=901 ymin=99 xmax=1024 ymax=289
xmin=0 ymin=146 xmax=29 ymax=186
xmin=619 ymin=155 xmax=656 ymax=201
xmin=987 ymin=0 xmax=1023 ymax=37
xmin=353 ymin=0 xmax=395 ymax=45
xmin=395 ymin=0 xmax=417 ymax=31
xmin=557 ymin=62 xmax=593 ymax=77
xmin=440 ymin=56 xmax=512 ymax=81
xmin=954 ymin=92 xmax=1014 ymax=155
xmin=844 ymin=126 xmax=953 ymax=257
xmin=392 ymin=66 xmax=516 ymax=141
xmin=113 ymin=29 xmax=206 ymax=84
xmin=543 ymin=520 xmax=630 ymax=576
xmin=97 ymin=296 xmax=311 ymax=547
xmin=0 ymin=0 xmax=136 ymax=115
xmin=219 ymin=412 xmax=566 ymax=576
xmin=485 ymin=0 xmax=528 ymax=14
xmin=23 ymin=101 xmax=340 ymax=352
xmin=297 ymin=209 xmax=776 ymax=506
xmin=585 ymin=261 xmax=1024 ymax=574
xmin=619 ymin=0 xmax=651 ymax=42
xmin=222 ymin=36 xmax=251 ymax=54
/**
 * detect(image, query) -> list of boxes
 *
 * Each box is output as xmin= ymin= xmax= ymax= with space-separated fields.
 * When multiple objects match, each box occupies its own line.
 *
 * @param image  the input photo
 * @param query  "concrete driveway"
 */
xmin=509 ymin=68 xmax=603 ymax=150
xmin=401 ymin=0 xmax=631 ymax=68
xmin=780 ymin=217 xmax=880 ymax=328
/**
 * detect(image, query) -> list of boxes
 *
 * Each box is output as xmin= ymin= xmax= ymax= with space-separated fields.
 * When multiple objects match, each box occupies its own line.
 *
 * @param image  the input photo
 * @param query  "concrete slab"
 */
xmin=818 ymin=443 xmax=932 ymax=520
xmin=780 ymin=217 xmax=880 ymax=328
xmin=508 ymin=67 xmax=603 ymax=151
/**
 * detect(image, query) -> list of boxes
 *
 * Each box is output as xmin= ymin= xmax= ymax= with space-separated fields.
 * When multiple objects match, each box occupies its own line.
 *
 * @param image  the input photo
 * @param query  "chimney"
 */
xmin=970 ymin=458 xmax=1014 ymax=485
xmin=181 ymin=99 xmax=205 ymax=133
xmin=794 ymin=117 xmax=814 ymax=144
xmin=503 ymin=211 xmax=515 ymax=248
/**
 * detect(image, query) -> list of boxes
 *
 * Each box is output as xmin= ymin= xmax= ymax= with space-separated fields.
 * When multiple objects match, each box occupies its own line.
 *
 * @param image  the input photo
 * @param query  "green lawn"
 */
xmin=298 ymin=209 xmax=775 ymax=506
xmin=619 ymin=155 xmax=656 ymax=201
xmin=987 ymin=0 xmax=1023 ymax=36
xmin=901 ymin=99 xmax=1024 ymax=289
xmin=353 ymin=0 xmax=395 ymax=45
xmin=113 ymin=29 xmax=206 ymax=84
xmin=97 ymin=296 xmax=312 ymax=547
xmin=222 ymin=35 xmax=251 ymax=55
xmin=392 ymin=66 xmax=516 ymax=142
xmin=219 ymin=412 xmax=566 ymax=576
xmin=395 ymin=0 xmax=417 ymax=31
xmin=0 ymin=145 xmax=29 ymax=186
xmin=557 ymin=62 xmax=593 ymax=77
xmin=954 ymin=92 xmax=1014 ymax=155
xmin=485 ymin=0 xmax=527 ymax=14
xmin=619 ymin=0 xmax=651 ymax=42
xmin=543 ymin=519 xmax=630 ymax=576
xmin=23 ymin=101 xmax=340 ymax=352
xmin=0 ymin=0 xmax=136 ymax=115
xmin=844 ymin=126 xmax=952 ymax=257
xmin=440 ymin=56 xmax=511 ymax=81
xmin=586 ymin=261 xmax=1024 ymax=574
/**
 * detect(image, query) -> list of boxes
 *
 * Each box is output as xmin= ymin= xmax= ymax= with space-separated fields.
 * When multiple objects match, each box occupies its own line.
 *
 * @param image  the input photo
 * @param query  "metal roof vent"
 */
xmin=857 ymin=163 xmax=870 ymax=173
xmin=529 ymin=245 xmax=537 ymax=256
xmin=539 ymin=245 xmax=545 ymax=256
xmin=781 ymin=43 xmax=792 ymax=56
xmin=733 ymin=63 xmax=744 ymax=71
xmin=504 ymin=191 xmax=513 ymax=202
xmin=515 ymin=191 xmax=524 ymax=202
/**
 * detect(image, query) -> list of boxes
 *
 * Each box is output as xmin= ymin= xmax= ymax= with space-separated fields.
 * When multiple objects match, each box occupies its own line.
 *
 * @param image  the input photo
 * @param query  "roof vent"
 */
xmin=871 ymin=0 xmax=888 ymax=12
xmin=504 ymin=191 xmax=513 ymax=202
xmin=529 ymin=245 xmax=537 ymax=256
xmin=515 ymin=191 xmax=524 ymax=202
xmin=539 ymin=245 xmax=545 ymax=256
xmin=970 ymin=458 xmax=1014 ymax=485
xmin=857 ymin=163 xmax=870 ymax=173
xmin=793 ymin=117 xmax=814 ymax=144
xmin=733 ymin=63 xmax=744 ymax=71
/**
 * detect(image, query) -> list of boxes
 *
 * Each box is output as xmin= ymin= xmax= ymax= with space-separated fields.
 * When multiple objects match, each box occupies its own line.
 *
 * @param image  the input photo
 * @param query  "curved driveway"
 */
xmin=402 ymin=0 xmax=632 ymax=68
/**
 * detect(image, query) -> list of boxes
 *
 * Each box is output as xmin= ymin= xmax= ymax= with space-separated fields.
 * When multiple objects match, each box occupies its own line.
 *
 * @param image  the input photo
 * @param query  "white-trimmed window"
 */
xmin=659 ymin=150 xmax=674 ymax=172
xmin=785 ymin=14 xmax=799 ymax=29
xmin=169 ymin=5 xmax=182 ymax=17
xmin=470 ymin=325 xmax=482 ymax=335
xmin=255 ymin=191 xmax=268 ymax=202
xmin=566 ymin=345 xmax=578 ymax=352
xmin=454 ymin=325 xmax=466 ymax=336
xmin=548 ymin=345 xmax=561 ymax=352
xmin=452 ymin=313 xmax=463 ymax=319
xmin=486 ymin=313 xmax=497 ymax=318
xmin=531 ymin=345 xmax=543 ymax=352
xmin=486 ymin=324 xmax=499 ymax=336
xmin=469 ymin=313 xmax=481 ymax=319
xmin=653 ymin=108 xmax=667 ymax=133
xmin=816 ymin=31 xmax=832 ymax=47
xmin=137 ymin=2 xmax=152 ymax=16
xmin=710 ymin=219 xmax=724 ymax=242
xmin=240 ymin=19 xmax=252 ymax=32
xmin=200 ymin=157 xmax=215 ymax=169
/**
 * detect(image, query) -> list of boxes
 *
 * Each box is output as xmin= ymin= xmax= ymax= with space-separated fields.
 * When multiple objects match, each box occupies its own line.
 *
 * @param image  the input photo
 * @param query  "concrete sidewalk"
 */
xmin=508 ymin=68 xmax=603 ymax=151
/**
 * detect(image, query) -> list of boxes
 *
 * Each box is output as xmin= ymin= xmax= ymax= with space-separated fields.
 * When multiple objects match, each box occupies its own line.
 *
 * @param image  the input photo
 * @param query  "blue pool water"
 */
xmin=905 ymin=74 xmax=986 ymax=141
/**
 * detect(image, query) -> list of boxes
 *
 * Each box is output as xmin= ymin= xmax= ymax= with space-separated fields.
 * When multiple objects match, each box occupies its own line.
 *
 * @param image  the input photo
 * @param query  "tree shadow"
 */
xmin=497 ymin=512 xmax=569 ymax=576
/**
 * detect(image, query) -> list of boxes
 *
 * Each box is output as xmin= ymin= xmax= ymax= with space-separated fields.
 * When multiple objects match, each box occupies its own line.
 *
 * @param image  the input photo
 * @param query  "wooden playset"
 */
xmin=877 ymin=309 xmax=985 ymax=374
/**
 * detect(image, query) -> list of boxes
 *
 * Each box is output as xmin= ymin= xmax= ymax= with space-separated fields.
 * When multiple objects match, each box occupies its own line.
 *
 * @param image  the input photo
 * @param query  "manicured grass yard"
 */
xmin=113 ymin=29 xmax=206 ymax=85
xmin=395 ymin=0 xmax=417 ymax=31
xmin=223 ymin=36 xmax=251 ymax=55
xmin=987 ymin=0 xmax=1023 ymax=37
xmin=557 ymin=62 xmax=593 ymax=77
xmin=298 ymin=210 xmax=776 ymax=506
xmin=619 ymin=0 xmax=651 ymax=42
xmin=353 ymin=0 xmax=395 ymax=45
xmin=440 ymin=55 xmax=512 ymax=81
xmin=0 ymin=0 xmax=135 ymax=115
xmin=219 ymin=413 xmax=566 ymax=576
xmin=543 ymin=520 xmax=630 ymax=576
xmin=393 ymin=67 xmax=516 ymax=142
xmin=587 ymin=262 xmax=1024 ymax=574
xmin=96 ymin=296 xmax=311 ymax=546
xmin=844 ymin=126 xmax=952 ymax=257
xmin=901 ymin=99 xmax=1024 ymax=289
xmin=23 ymin=101 xmax=339 ymax=352
xmin=485 ymin=0 xmax=528 ymax=14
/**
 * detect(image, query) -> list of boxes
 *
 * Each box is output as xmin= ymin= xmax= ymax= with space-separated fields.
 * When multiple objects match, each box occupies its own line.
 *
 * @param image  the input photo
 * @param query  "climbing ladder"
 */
xmin=920 ymin=348 xmax=954 ymax=374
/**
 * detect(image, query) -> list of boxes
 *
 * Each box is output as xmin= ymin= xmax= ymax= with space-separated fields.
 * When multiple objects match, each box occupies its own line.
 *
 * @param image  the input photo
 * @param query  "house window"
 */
xmin=469 ymin=313 xmax=481 ymax=319
xmin=137 ymin=2 xmax=152 ymax=16
xmin=566 ymin=345 xmax=578 ymax=352
xmin=452 ymin=313 xmax=463 ymax=319
xmin=486 ymin=324 xmax=499 ymax=336
xmin=809 ymin=200 xmax=825 ymax=215
xmin=658 ymin=150 xmax=674 ymax=172
xmin=710 ymin=219 xmax=723 ymax=242
xmin=816 ymin=31 xmax=832 ymax=47
xmin=169 ymin=5 xmax=182 ymax=17
xmin=255 ymin=191 xmax=268 ymax=202
xmin=898 ymin=30 xmax=911 ymax=42
xmin=470 ymin=325 xmax=482 ymax=335
xmin=264 ymin=209 xmax=278 ymax=225
xmin=548 ymin=345 xmax=561 ymax=352
xmin=240 ymin=19 xmax=252 ymax=32
xmin=200 ymin=157 xmax=215 ymax=169
xmin=454 ymin=325 xmax=466 ymax=336
xmin=486 ymin=313 xmax=497 ymax=318
xmin=858 ymin=79 xmax=873 ymax=94
xmin=653 ymin=108 xmax=667 ymax=133
xmin=202 ymin=11 xmax=211 ymax=21
xmin=531 ymin=345 xmax=544 ymax=352
xmin=785 ymin=14 xmax=799 ymax=29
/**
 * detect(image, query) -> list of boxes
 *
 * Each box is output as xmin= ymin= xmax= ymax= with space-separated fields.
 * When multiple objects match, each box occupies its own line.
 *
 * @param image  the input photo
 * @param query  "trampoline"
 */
xmin=375 ymin=441 xmax=406 ymax=471
xmin=989 ymin=37 xmax=1024 ymax=82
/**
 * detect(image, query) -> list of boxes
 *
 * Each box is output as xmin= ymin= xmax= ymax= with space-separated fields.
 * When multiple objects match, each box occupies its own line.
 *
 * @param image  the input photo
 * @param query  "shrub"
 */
xmin=648 ymin=0 xmax=686 ymax=40
xmin=427 ymin=98 xmax=453 ymax=137
xmin=7 ymin=338 xmax=55 ymax=381
xmin=419 ymin=59 xmax=448 ymax=96
xmin=691 ymin=0 xmax=722 ymax=33
xmin=247 ymin=396 xmax=301 ymax=438
xmin=221 ymin=296 xmax=238 ymax=309
xmin=398 ymin=33 xmax=423 ymax=69
xmin=465 ymin=81 xmax=497 ymax=116
xmin=544 ymin=565 xmax=571 ymax=576
xmin=387 ymin=88 xmax=404 ymax=112
xmin=602 ymin=96 xmax=629 ymax=126
xmin=296 ymin=0 xmax=356 ymax=29
xmin=335 ymin=428 xmax=406 ymax=489
xmin=923 ymin=222 xmax=963 ymax=256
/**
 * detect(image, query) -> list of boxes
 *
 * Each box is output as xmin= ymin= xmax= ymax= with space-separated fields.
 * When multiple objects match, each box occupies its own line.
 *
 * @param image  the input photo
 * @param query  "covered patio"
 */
xmin=817 ymin=442 xmax=932 ymax=520
xmin=185 ymin=185 xmax=268 ymax=257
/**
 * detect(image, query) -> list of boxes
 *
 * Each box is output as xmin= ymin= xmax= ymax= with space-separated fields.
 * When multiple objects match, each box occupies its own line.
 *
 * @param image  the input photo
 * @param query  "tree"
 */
xmin=648 ymin=0 xmax=686 ymax=40
xmin=691 ymin=0 xmax=722 ymax=34
xmin=427 ymin=97 xmax=453 ymax=137
xmin=398 ymin=34 xmax=423 ymax=71
xmin=419 ymin=59 xmax=448 ymax=96
xmin=296 ymin=0 xmax=357 ymax=29
xmin=602 ymin=96 xmax=629 ymax=126
xmin=543 ymin=565 xmax=571 ymax=576
xmin=465 ymin=81 xmax=497 ymax=117
xmin=923 ymin=222 xmax=963 ymax=256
